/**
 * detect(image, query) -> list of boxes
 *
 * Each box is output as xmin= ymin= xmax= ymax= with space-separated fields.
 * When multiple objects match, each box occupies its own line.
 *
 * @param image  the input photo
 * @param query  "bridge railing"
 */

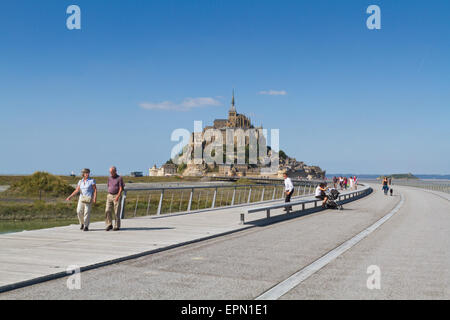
xmin=119 ymin=180 xmax=327 ymax=219
xmin=390 ymin=180 xmax=450 ymax=194
xmin=240 ymin=185 xmax=373 ymax=224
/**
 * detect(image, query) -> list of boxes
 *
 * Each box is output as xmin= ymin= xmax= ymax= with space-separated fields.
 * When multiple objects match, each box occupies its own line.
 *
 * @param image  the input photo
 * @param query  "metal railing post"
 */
xmin=187 ymin=188 xmax=193 ymax=212
xmin=120 ymin=190 xmax=127 ymax=219
xmin=231 ymin=187 xmax=236 ymax=206
xmin=261 ymin=187 xmax=265 ymax=202
xmin=272 ymin=187 xmax=276 ymax=200
xmin=157 ymin=189 xmax=164 ymax=215
xmin=211 ymin=188 xmax=217 ymax=208
xmin=247 ymin=187 xmax=252 ymax=203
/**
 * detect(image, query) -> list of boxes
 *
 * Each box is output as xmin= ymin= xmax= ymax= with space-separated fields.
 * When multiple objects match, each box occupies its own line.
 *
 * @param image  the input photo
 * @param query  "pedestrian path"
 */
xmin=0 ymin=186 xmax=369 ymax=293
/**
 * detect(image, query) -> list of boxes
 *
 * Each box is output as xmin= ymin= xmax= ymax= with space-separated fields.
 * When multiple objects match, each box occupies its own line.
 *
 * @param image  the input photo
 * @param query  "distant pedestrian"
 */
xmin=105 ymin=166 xmax=125 ymax=231
xmin=333 ymin=176 xmax=338 ymax=189
xmin=283 ymin=173 xmax=294 ymax=212
xmin=344 ymin=177 xmax=348 ymax=190
xmin=339 ymin=177 xmax=344 ymax=190
xmin=66 ymin=168 xmax=97 ymax=231
xmin=349 ymin=176 xmax=354 ymax=190
xmin=354 ymin=176 xmax=358 ymax=190
xmin=382 ymin=177 xmax=389 ymax=195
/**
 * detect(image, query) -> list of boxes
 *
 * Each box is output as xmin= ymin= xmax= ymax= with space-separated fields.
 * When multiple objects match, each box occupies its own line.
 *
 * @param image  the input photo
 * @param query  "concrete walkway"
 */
xmin=0 ymin=187 xmax=370 ymax=293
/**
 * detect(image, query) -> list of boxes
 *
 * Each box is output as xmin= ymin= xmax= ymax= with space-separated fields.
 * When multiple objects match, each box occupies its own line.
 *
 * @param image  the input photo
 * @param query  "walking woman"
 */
xmin=66 ymin=168 xmax=97 ymax=231
xmin=382 ymin=177 xmax=389 ymax=196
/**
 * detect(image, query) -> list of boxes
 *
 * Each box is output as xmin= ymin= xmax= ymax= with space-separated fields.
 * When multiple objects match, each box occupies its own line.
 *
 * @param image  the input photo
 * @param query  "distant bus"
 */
xmin=130 ymin=171 xmax=143 ymax=177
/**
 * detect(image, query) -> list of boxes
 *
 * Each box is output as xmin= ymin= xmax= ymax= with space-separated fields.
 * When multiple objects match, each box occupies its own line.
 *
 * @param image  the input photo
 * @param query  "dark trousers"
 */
xmin=285 ymin=190 xmax=294 ymax=210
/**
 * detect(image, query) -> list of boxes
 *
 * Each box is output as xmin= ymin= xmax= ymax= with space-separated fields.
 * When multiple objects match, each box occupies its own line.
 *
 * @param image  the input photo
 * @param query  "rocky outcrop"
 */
xmin=168 ymin=94 xmax=326 ymax=180
xmin=182 ymin=162 xmax=208 ymax=177
xmin=278 ymin=157 xmax=326 ymax=180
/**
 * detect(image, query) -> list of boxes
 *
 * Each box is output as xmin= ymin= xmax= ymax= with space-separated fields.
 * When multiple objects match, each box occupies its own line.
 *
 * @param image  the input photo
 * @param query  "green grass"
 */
xmin=6 ymin=172 xmax=75 ymax=198
xmin=122 ymin=185 xmax=289 ymax=217
xmin=0 ymin=197 xmax=107 ymax=221
xmin=0 ymin=175 xmax=203 ymax=186
xmin=0 ymin=172 xmax=306 ymax=235
xmin=0 ymin=185 xmax=288 ymax=219
xmin=0 ymin=219 xmax=80 ymax=234
xmin=0 ymin=183 xmax=316 ymax=233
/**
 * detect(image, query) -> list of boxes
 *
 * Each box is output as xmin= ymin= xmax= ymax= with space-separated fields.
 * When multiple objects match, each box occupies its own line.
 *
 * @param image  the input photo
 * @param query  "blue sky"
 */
xmin=0 ymin=0 xmax=449 ymax=175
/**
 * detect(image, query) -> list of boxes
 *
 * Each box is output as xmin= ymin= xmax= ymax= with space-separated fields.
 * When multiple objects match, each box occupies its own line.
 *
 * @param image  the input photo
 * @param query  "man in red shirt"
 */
xmin=105 ymin=166 xmax=125 ymax=231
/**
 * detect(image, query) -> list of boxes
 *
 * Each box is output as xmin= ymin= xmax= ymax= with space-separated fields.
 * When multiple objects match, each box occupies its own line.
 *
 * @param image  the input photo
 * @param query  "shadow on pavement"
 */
xmin=86 ymin=227 xmax=175 ymax=232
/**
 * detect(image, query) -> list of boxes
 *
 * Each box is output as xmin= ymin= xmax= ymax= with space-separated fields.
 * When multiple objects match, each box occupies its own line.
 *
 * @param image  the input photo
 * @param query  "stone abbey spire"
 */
xmin=229 ymin=89 xmax=236 ymax=113
xmin=210 ymin=90 xmax=254 ymax=130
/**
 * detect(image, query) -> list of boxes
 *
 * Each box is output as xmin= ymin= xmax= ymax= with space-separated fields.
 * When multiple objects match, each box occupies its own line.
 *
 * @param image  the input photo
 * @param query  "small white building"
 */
xmin=149 ymin=165 xmax=159 ymax=177
xmin=149 ymin=164 xmax=177 ymax=177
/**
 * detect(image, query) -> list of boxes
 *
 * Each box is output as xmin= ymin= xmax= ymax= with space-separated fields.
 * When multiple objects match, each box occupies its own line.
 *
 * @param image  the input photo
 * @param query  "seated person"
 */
xmin=315 ymin=183 xmax=328 ymax=208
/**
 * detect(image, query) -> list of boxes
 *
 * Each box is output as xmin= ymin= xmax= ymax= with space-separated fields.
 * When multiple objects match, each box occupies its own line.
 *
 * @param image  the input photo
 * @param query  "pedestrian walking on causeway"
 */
xmin=382 ymin=177 xmax=389 ymax=195
xmin=66 ymin=168 xmax=97 ymax=231
xmin=105 ymin=166 xmax=125 ymax=231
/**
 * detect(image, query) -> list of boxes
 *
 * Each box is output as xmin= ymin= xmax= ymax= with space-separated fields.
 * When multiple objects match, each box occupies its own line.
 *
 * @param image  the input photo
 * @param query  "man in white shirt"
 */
xmin=283 ymin=173 xmax=294 ymax=211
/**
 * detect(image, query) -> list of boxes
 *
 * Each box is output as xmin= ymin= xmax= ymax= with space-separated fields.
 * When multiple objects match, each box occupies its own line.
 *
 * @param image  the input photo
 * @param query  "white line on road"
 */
xmin=255 ymin=193 xmax=405 ymax=300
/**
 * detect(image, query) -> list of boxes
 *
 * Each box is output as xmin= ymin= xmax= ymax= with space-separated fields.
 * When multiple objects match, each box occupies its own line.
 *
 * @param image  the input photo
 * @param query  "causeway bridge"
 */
xmin=0 ymin=180 xmax=449 ymax=299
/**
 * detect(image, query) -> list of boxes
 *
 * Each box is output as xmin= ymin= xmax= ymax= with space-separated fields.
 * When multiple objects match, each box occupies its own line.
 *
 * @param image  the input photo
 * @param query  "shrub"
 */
xmin=7 ymin=172 xmax=75 ymax=198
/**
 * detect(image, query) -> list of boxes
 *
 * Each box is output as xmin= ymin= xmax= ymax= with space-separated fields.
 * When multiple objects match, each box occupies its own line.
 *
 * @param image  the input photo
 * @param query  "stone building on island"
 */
xmin=149 ymin=163 xmax=177 ymax=177
xmin=173 ymin=91 xmax=326 ymax=180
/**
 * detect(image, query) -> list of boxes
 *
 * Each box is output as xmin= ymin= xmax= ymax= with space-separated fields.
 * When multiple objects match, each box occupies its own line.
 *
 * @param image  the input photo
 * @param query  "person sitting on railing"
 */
xmin=315 ymin=183 xmax=328 ymax=208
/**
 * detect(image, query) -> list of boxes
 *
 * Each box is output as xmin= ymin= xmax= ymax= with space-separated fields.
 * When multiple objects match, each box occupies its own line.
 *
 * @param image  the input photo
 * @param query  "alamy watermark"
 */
xmin=366 ymin=265 xmax=381 ymax=290
xmin=65 ymin=5 xmax=381 ymax=32
xmin=66 ymin=5 xmax=81 ymax=30
xmin=66 ymin=265 xmax=81 ymax=290
xmin=366 ymin=5 xmax=381 ymax=30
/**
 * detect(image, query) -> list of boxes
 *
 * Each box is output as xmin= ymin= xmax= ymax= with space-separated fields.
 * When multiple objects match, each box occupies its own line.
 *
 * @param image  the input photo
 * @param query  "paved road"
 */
xmin=0 ymin=186 xmax=367 ymax=291
xmin=280 ymin=185 xmax=450 ymax=299
xmin=1 ymin=184 xmax=448 ymax=299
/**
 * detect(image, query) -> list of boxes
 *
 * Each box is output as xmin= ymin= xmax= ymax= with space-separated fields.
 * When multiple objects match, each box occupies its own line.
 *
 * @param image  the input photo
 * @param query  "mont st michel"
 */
xmin=159 ymin=92 xmax=326 ymax=180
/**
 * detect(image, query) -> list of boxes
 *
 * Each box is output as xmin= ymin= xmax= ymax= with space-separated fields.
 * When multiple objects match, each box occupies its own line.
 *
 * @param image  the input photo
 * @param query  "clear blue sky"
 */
xmin=0 ymin=0 xmax=449 ymax=175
